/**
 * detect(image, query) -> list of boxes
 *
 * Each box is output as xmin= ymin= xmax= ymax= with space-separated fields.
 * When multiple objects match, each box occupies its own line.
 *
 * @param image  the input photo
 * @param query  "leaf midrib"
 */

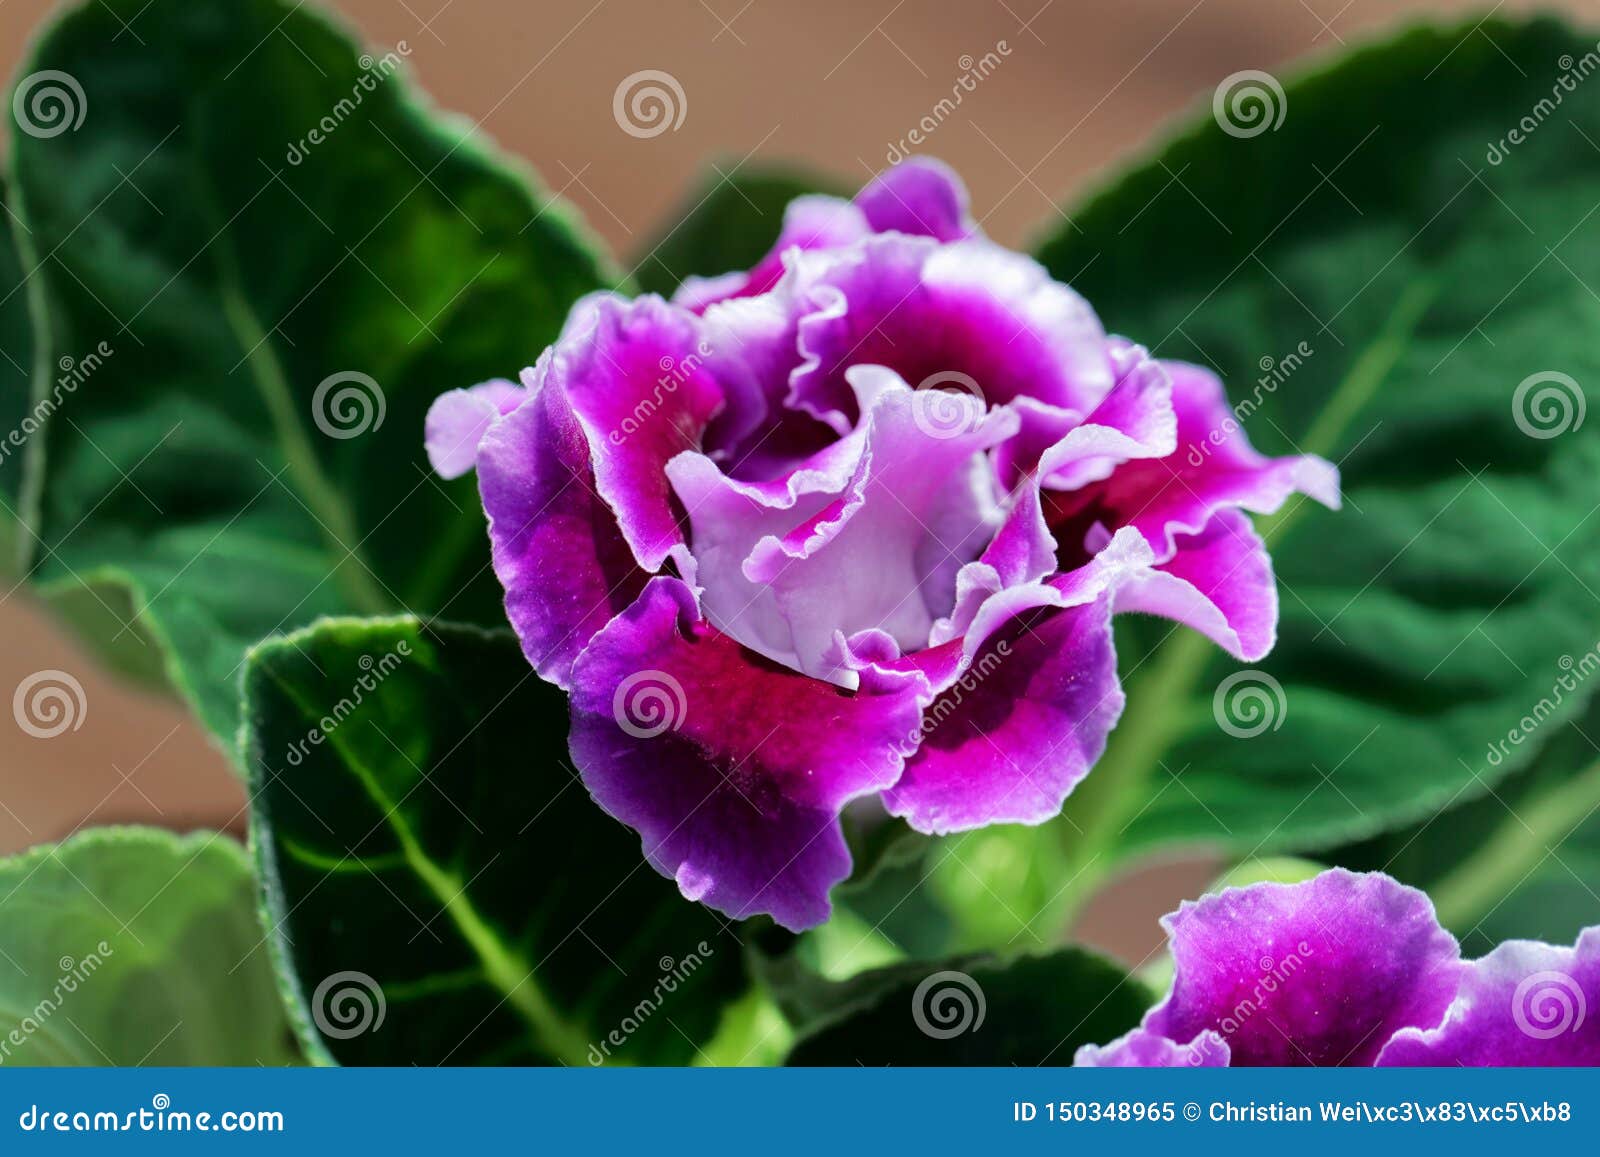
xmin=262 ymin=664 xmax=592 ymax=1065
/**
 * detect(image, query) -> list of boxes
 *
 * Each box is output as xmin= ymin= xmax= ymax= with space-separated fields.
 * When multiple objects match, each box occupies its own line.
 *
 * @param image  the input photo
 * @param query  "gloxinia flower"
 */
xmin=424 ymin=158 xmax=1339 ymax=931
xmin=1076 ymin=868 xmax=1600 ymax=1067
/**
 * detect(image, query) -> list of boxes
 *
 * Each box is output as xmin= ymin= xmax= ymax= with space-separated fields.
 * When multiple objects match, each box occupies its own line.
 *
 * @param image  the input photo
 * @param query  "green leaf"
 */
xmin=1026 ymin=17 xmax=1600 ymax=910
xmin=0 ymin=827 xmax=299 ymax=1065
xmin=1340 ymin=679 xmax=1600 ymax=953
xmin=633 ymin=165 xmax=843 ymax=298
xmin=243 ymin=616 xmax=748 ymax=1066
xmin=7 ymin=0 xmax=617 ymax=749
xmin=784 ymin=949 xmax=1152 ymax=1065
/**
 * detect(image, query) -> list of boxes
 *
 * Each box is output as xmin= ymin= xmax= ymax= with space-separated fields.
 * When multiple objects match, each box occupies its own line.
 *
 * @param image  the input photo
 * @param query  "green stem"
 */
xmin=1431 ymin=757 xmax=1600 ymax=930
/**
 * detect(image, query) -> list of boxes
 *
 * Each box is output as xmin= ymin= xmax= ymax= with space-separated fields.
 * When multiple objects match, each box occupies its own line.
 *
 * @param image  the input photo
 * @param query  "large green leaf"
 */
xmin=784 ymin=949 xmax=1151 ymax=1065
xmin=633 ymin=165 xmax=842 ymax=298
xmin=0 ymin=827 xmax=299 ymax=1065
xmin=1023 ymin=17 xmax=1600 ymax=908
xmin=243 ymin=617 xmax=748 ymax=1066
xmin=7 ymin=0 xmax=616 ymax=746
xmin=0 ymin=179 xmax=32 ymax=572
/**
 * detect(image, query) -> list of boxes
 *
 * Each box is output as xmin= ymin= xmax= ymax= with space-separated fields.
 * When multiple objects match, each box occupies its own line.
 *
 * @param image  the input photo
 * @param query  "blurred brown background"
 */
xmin=0 ymin=0 xmax=1583 ymax=955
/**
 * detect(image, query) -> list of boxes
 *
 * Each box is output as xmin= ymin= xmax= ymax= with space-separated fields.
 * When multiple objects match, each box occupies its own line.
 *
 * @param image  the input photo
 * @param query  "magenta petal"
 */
xmin=567 ymin=578 xmax=928 ymax=931
xmin=1076 ymin=1028 xmax=1230 ymax=1067
xmin=881 ymin=530 xmax=1154 ymax=835
xmin=552 ymin=294 xmax=731 ymax=571
xmin=476 ymin=363 xmax=649 ymax=688
xmin=1113 ymin=508 xmax=1278 ymax=661
xmin=424 ymin=378 xmax=526 ymax=479
xmin=673 ymin=195 xmax=871 ymax=312
xmin=790 ymin=235 xmax=1114 ymax=431
xmin=1144 ymin=870 xmax=1462 ymax=1067
xmin=1049 ymin=360 xmax=1339 ymax=563
xmin=1379 ymin=928 xmax=1600 ymax=1066
xmin=854 ymin=156 xmax=978 ymax=242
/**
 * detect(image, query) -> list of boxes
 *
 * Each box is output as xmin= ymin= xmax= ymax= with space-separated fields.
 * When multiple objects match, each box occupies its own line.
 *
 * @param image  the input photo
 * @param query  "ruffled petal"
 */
xmin=476 ymin=361 xmax=649 ymax=688
xmin=673 ymin=194 xmax=871 ymax=312
xmin=1141 ymin=870 xmax=1462 ymax=1067
xmin=1379 ymin=928 xmax=1600 ymax=1066
xmin=1046 ymin=360 xmax=1339 ymax=564
xmin=424 ymin=378 xmax=526 ymax=479
xmin=1111 ymin=508 xmax=1278 ymax=661
xmin=790 ymin=235 xmax=1114 ymax=432
xmin=881 ymin=529 xmax=1154 ymax=834
xmin=551 ymin=294 xmax=733 ymax=570
xmin=1076 ymin=1028 xmax=1230 ymax=1068
xmin=854 ymin=156 xmax=978 ymax=242
xmin=566 ymin=577 xmax=928 ymax=931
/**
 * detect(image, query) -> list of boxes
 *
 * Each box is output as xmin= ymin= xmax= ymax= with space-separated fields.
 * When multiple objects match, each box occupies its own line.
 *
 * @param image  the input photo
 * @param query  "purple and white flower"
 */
xmin=1076 ymin=868 xmax=1600 ymax=1067
xmin=425 ymin=158 xmax=1339 ymax=931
